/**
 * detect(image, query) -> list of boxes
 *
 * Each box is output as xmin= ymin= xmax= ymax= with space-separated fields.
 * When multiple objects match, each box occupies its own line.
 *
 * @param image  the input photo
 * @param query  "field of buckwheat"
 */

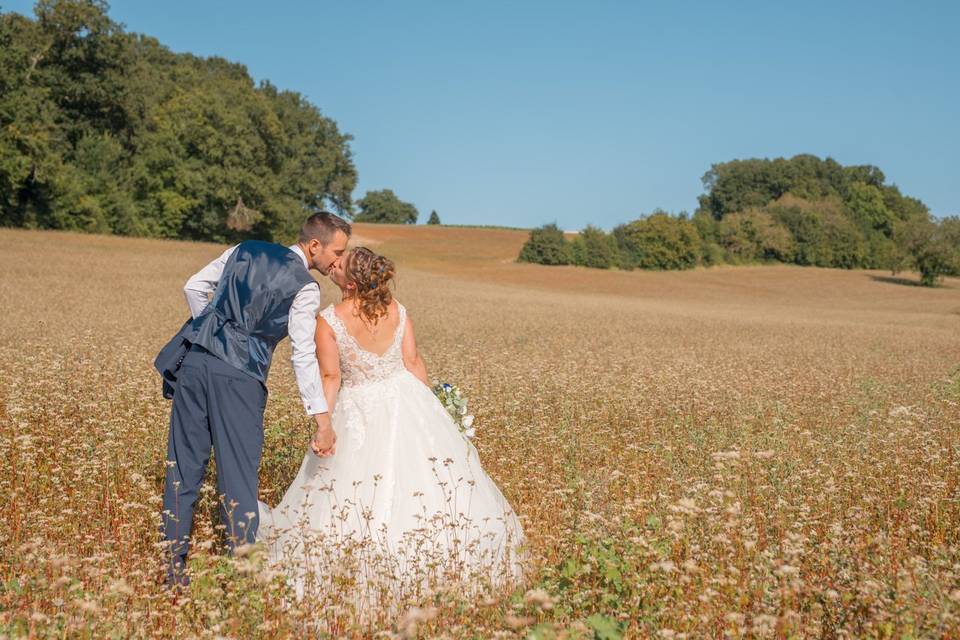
xmin=2 ymin=224 xmax=960 ymax=639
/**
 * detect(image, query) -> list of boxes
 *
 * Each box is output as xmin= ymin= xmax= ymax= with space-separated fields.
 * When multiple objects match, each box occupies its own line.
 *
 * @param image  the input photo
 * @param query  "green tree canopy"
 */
xmin=765 ymin=195 xmax=867 ymax=269
xmin=716 ymin=209 xmax=795 ymax=263
xmin=516 ymin=155 xmax=953 ymax=283
xmin=896 ymin=216 xmax=960 ymax=286
xmin=613 ymin=211 xmax=700 ymax=270
xmin=353 ymin=189 xmax=419 ymax=224
xmin=0 ymin=0 xmax=357 ymax=243
xmin=427 ymin=210 xmax=441 ymax=225
xmin=569 ymin=225 xmax=618 ymax=269
xmin=693 ymin=154 xmax=950 ymax=282
xmin=518 ymin=223 xmax=571 ymax=265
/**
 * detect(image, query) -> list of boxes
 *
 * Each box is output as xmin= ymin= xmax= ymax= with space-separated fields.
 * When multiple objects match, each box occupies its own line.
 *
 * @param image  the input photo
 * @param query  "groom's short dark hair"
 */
xmin=300 ymin=211 xmax=352 ymax=245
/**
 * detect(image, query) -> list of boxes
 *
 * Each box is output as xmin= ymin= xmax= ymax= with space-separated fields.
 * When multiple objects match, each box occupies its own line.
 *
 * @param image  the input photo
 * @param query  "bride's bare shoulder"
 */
xmin=315 ymin=304 xmax=338 ymax=333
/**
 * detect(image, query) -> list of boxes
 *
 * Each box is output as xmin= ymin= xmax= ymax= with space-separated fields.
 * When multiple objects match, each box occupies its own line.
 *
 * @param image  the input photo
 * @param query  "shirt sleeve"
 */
xmin=183 ymin=244 xmax=238 ymax=318
xmin=288 ymin=280 xmax=328 ymax=415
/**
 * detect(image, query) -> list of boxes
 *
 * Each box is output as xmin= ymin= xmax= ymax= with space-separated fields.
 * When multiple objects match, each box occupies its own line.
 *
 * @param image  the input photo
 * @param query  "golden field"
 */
xmin=1 ymin=224 xmax=959 ymax=639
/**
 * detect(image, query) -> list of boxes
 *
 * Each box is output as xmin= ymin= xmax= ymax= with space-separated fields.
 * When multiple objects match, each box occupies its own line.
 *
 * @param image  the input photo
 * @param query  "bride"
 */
xmin=257 ymin=247 xmax=526 ymax=605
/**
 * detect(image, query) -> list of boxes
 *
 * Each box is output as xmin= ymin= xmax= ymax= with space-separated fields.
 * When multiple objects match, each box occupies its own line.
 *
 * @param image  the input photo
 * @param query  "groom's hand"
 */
xmin=311 ymin=413 xmax=336 ymax=457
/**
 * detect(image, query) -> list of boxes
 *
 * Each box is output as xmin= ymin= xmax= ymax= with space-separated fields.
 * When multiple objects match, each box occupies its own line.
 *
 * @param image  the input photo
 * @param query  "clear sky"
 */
xmin=7 ymin=0 xmax=958 ymax=229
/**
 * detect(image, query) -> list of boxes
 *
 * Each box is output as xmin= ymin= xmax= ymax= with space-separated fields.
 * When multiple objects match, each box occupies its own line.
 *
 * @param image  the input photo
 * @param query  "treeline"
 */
xmin=0 ymin=1 xmax=357 ymax=243
xmin=520 ymin=155 xmax=960 ymax=285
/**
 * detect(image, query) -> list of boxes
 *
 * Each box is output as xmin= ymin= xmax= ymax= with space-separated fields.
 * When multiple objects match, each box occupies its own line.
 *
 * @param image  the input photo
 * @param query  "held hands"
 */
xmin=311 ymin=412 xmax=336 ymax=457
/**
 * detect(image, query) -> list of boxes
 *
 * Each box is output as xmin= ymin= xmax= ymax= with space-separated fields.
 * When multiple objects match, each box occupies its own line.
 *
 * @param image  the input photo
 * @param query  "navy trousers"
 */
xmin=160 ymin=345 xmax=267 ymax=586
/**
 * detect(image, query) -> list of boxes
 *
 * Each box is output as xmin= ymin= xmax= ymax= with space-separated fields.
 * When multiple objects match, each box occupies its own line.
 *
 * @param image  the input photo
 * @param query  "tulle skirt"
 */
xmin=257 ymin=370 xmax=526 ymax=607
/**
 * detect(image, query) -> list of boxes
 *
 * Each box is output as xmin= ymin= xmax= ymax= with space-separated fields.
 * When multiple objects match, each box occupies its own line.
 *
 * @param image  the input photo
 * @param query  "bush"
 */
xmin=821 ymin=210 xmax=868 ymax=268
xmin=767 ymin=196 xmax=867 ymax=268
xmin=570 ymin=225 xmax=618 ymax=269
xmin=864 ymin=231 xmax=899 ymax=270
xmin=716 ymin=209 xmax=795 ymax=263
xmin=568 ymin=236 xmax=587 ymax=267
xmin=691 ymin=211 xmax=724 ymax=266
xmin=518 ymin=223 xmax=571 ymax=265
xmin=700 ymin=242 xmax=725 ymax=267
xmin=613 ymin=211 xmax=701 ymax=270
xmin=427 ymin=210 xmax=441 ymax=225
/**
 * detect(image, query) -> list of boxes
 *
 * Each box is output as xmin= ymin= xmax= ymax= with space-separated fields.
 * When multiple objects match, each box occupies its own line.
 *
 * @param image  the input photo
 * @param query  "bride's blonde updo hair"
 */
xmin=345 ymin=246 xmax=396 ymax=324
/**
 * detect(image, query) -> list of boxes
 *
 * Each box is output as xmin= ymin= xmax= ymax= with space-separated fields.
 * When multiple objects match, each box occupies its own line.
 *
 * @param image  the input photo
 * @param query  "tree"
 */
xmin=518 ymin=223 xmax=571 ymax=265
xmin=0 ymin=1 xmax=357 ymax=242
xmin=766 ymin=195 xmax=868 ymax=268
xmin=938 ymin=217 xmax=960 ymax=276
xmin=716 ymin=209 xmax=795 ymax=263
xmin=897 ymin=216 xmax=960 ymax=286
xmin=427 ymin=210 xmax=440 ymax=225
xmin=353 ymin=189 xmax=418 ymax=224
xmin=613 ymin=211 xmax=701 ymax=270
xmin=846 ymin=181 xmax=895 ymax=236
xmin=691 ymin=209 xmax=723 ymax=266
xmin=693 ymin=154 xmax=939 ymax=271
xmin=697 ymin=155 xmax=849 ymax=221
xmin=569 ymin=225 xmax=617 ymax=269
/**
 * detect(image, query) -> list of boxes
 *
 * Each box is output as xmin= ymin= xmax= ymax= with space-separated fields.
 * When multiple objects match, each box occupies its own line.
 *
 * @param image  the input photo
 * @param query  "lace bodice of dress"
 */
xmin=319 ymin=302 xmax=407 ymax=388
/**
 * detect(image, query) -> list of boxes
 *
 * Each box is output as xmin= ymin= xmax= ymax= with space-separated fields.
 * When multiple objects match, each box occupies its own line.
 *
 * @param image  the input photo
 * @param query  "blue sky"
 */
xmin=7 ymin=0 xmax=958 ymax=229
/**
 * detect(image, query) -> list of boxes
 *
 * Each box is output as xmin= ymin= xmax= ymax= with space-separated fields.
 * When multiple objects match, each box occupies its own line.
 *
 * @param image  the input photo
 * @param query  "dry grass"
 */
xmin=1 ymin=225 xmax=959 ymax=638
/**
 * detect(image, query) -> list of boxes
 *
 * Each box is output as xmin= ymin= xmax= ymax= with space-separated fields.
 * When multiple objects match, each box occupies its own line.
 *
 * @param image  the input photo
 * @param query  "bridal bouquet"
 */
xmin=432 ymin=381 xmax=476 ymax=439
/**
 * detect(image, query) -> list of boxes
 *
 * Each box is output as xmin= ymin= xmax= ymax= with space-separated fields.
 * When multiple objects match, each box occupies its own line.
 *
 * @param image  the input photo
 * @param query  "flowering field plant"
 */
xmin=431 ymin=381 xmax=476 ymax=439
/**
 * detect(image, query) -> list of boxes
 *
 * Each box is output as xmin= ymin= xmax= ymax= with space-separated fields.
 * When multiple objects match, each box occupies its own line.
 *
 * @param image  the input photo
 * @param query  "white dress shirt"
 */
xmin=183 ymin=244 xmax=328 ymax=415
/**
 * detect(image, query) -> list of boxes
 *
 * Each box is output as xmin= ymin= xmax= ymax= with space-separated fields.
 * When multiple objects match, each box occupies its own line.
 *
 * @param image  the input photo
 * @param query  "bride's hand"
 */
xmin=311 ymin=413 xmax=336 ymax=457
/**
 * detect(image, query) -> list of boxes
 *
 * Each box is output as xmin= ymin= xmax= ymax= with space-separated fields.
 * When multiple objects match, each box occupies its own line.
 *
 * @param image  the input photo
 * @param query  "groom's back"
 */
xmin=190 ymin=241 xmax=315 ymax=383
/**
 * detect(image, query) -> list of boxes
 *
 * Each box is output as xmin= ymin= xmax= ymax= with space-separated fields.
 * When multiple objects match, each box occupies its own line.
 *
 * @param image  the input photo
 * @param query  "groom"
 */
xmin=156 ymin=211 xmax=350 ymax=588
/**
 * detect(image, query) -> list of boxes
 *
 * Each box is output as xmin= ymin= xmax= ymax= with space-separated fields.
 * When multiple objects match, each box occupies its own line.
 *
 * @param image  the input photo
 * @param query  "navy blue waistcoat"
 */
xmin=193 ymin=240 xmax=316 ymax=383
xmin=157 ymin=241 xmax=316 ymax=393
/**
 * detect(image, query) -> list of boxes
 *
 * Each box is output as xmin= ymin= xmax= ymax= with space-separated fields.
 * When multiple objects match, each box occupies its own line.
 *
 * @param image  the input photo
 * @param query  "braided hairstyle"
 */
xmin=344 ymin=247 xmax=396 ymax=324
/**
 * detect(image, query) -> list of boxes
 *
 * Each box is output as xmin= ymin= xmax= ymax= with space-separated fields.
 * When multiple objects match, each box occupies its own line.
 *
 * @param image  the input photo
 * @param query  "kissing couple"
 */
xmin=156 ymin=212 xmax=525 ymax=603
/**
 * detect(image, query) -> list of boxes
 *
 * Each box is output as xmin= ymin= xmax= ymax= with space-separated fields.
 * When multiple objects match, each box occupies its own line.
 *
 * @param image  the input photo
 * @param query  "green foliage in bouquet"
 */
xmin=431 ymin=381 xmax=476 ymax=439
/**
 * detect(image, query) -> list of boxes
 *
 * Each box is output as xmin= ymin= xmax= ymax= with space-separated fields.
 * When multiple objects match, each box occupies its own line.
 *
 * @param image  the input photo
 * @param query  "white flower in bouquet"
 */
xmin=432 ymin=381 xmax=477 ymax=440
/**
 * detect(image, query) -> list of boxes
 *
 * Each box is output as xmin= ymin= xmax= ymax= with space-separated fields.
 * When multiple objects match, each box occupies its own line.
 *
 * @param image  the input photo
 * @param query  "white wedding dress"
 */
xmin=257 ymin=302 xmax=525 ymax=605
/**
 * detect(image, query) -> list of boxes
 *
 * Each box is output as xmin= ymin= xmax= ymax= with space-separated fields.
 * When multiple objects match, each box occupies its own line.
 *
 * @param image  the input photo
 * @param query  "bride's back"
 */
xmin=319 ymin=299 xmax=409 ymax=389
xmin=332 ymin=299 xmax=402 ymax=357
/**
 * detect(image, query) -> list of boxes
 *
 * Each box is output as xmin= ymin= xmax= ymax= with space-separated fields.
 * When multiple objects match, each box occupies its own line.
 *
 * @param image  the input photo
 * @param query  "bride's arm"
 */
xmin=400 ymin=315 xmax=430 ymax=387
xmin=315 ymin=317 xmax=342 ymax=413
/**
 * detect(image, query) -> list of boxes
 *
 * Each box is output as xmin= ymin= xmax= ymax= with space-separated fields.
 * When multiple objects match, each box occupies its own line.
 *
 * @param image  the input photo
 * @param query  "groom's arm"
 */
xmin=183 ymin=244 xmax=239 ymax=318
xmin=288 ymin=281 xmax=329 ymax=416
